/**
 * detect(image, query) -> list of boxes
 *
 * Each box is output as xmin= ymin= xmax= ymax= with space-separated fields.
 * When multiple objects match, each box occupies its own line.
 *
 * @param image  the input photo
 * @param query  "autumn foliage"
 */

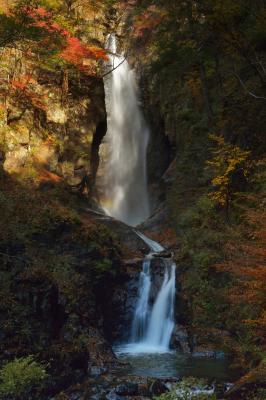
xmin=60 ymin=37 xmax=108 ymax=74
xmin=2 ymin=4 xmax=108 ymax=75
xmin=215 ymin=205 xmax=266 ymax=342
xmin=25 ymin=5 xmax=108 ymax=73
xmin=11 ymin=75 xmax=46 ymax=110
xmin=206 ymin=134 xmax=250 ymax=216
xmin=132 ymin=5 xmax=165 ymax=39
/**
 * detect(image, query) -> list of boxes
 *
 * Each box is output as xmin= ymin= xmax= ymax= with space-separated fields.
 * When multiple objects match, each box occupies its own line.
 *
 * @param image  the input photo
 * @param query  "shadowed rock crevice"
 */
xmin=90 ymin=117 xmax=107 ymax=187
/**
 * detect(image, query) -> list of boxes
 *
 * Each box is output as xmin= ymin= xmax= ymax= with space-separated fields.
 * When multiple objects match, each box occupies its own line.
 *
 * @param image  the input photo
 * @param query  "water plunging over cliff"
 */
xmin=101 ymin=34 xmax=150 ymax=226
xmin=102 ymin=35 xmax=175 ymax=354
xmin=117 ymin=232 xmax=176 ymax=354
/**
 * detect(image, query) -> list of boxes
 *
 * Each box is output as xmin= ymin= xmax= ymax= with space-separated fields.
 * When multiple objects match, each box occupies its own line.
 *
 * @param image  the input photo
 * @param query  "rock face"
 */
xmin=0 ymin=48 xmax=107 ymax=192
xmin=102 ymin=255 xmax=180 ymax=345
xmin=100 ymin=258 xmax=191 ymax=355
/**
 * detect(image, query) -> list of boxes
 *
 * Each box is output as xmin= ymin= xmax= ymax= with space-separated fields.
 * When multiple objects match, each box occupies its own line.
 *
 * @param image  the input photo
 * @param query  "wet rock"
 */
xmin=106 ymin=389 xmax=125 ymax=400
xmin=192 ymin=348 xmax=225 ymax=359
xmin=68 ymin=392 xmax=83 ymax=400
xmin=148 ymin=379 xmax=168 ymax=396
xmin=86 ymin=211 xmax=150 ymax=255
xmin=124 ymin=258 xmax=144 ymax=266
xmin=138 ymin=203 xmax=173 ymax=246
xmin=87 ymin=327 xmax=116 ymax=368
xmin=89 ymin=365 xmax=108 ymax=378
xmin=171 ymin=324 xmax=190 ymax=352
xmin=153 ymin=251 xmax=172 ymax=258
xmin=115 ymin=382 xmax=138 ymax=396
xmin=102 ymin=259 xmax=142 ymax=342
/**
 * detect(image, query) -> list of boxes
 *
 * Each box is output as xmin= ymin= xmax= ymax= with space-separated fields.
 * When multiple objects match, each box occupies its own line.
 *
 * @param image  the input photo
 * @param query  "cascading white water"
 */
xmin=135 ymin=231 xmax=164 ymax=253
xmin=144 ymin=262 xmax=176 ymax=349
xmin=117 ymin=232 xmax=176 ymax=354
xmin=131 ymin=258 xmax=152 ymax=341
xmin=101 ymin=35 xmax=175 ymax=355
xmin=102 ymin=34 xmax=150 ymax=226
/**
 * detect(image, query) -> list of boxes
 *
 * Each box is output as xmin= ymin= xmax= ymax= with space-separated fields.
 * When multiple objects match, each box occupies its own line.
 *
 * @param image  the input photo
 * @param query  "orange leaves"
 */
xmin=11 ymin=75 xmax=46 ymax=111
xmin=215 ymin=206 xmax=266 ymax=341
xmin=23 ymin=6 xmax=63 ymax=34
xmin=60 ymin=37 xmax=108 ymax=74
xmin=133 ymin=5 xmax=166 ymax=39
xmin=11 ymin=74 xmax=36 ymax=91
xmin=11 ymin=80 xmax=27 ymax=91
xmin=10 ymin=4 xmax=107 ymax=76
xmin=26 ymin=6 xmax=51 ymax=19
xmin=117 ymin=0 xmax=138 ymax=11
xmin=60 ymin=37 xmax=108 ymax=62
xmin=88 ymin=46 xmax=109 ymax=61
xmin=23 ymin=5 xmax=108 ymax=74
xmin=37 ymin=169 xmax=62 ymax=184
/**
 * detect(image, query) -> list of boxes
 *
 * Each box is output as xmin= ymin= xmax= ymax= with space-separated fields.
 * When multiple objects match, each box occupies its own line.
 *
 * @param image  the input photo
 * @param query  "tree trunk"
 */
xmin=199 ymin=63 xmax=214 ymax=123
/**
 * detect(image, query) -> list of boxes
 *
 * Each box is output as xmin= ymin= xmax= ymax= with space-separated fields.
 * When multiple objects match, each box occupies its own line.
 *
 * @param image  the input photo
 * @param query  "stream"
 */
xmin=113 ymin=350 xmax=230 ymax=380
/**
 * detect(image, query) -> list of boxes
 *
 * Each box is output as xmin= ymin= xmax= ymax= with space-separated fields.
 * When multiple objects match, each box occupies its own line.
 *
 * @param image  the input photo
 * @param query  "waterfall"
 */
xmin=131 ymin=258 xmax=152 ymax=341
xmin=117 ymin=232 xmax=176 ymax=354
xmin=101 ymin=35 xmax=175 ymax=355
xmin=144 ymin=262 xmax=176 ymax=349
xmin=101 ymin=34 xmax=150 ymax=226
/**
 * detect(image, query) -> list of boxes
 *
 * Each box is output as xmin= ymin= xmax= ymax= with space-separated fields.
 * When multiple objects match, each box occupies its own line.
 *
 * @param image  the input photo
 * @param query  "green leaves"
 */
xmin=0 ymin=356 xmax=48 ymax=399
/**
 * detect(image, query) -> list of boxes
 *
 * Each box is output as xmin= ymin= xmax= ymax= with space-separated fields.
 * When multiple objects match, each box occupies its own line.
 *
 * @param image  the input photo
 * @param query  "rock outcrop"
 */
xmin=0 ymin=47 xmax=107 ymax=194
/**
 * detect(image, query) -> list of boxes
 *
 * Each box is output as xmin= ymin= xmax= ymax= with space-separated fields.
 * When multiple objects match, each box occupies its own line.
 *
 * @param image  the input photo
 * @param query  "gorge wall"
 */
xmin=0 ymin=2 xmax=265 ymax=400
xmin=0 ymin=49 xmax=107 ymax=192
xmin=125 ymin=1 xmax=266 ymax=380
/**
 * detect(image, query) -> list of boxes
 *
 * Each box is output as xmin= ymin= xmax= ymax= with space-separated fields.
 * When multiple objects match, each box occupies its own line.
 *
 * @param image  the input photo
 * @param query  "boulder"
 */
xmin=148 ymin=379 xmax=169 ymax=396
xmin=225 ymin=361 xmax=266 ymax=399
xmin=115 ymin=382 xmax=138 ymax=396
xmin=171 ymin=324 xmax=190 ymax=352
xmin=4 ymin=146 xmax=28 ymax=172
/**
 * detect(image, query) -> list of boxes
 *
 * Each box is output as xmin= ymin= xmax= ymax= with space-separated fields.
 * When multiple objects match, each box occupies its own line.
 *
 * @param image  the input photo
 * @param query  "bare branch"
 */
xmin=234 ymin=72 xmax=266 ymax=100
xmin=101 ymin=55 xmax=127 ymax=79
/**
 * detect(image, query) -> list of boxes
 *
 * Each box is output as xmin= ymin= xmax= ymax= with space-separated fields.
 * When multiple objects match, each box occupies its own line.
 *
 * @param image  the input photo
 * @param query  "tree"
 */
xmin=206 ymin=134 xmax=250 ymax=218
xmin=0 ymin=1 xmax=108 ymax=74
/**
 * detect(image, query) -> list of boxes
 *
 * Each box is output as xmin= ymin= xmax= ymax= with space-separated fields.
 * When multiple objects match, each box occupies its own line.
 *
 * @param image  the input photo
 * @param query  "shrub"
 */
xmin=0 ymin=356 xmax=48 ymax=400
xmin=155 ymin=377 xmax=217 ymax=400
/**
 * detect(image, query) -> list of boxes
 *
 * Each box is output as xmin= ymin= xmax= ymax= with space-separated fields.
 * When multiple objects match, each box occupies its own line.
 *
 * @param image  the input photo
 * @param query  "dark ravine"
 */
xmin=0 ymin=2 xmax=265 ymax=400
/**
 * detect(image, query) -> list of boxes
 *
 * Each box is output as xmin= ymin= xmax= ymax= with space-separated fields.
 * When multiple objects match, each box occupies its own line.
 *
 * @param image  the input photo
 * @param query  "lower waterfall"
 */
xmin=118 ymin=232 xmax=176 ymax=354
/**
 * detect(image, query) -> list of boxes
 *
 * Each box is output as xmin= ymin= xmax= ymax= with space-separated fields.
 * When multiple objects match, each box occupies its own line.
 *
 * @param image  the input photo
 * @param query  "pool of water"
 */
xmin=113 ymin=346 xmax=231 ymax=380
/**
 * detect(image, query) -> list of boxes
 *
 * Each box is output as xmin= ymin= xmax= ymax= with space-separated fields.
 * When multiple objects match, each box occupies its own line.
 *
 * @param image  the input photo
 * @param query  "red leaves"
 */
xmin=88 ymin=46 xmax=109 ymax=61
xmin=11 ymin=75 xmax=46 ymax=111
xmin=60 ymin=37 xmax=108 ymax=74
xmin=23 ymin=6 xmax=68 ymax=36
xmin=215 ymin=206 xmax=266 ymax=339
xmin=4 ymin=4 xmax=107 ymax=76
xmin=133 ymin=5 xmax=165 ymax=39
xmin=11 ymin=80 xmax=27 ymax=91
xmin=21 ymin=5 xmax=108 ymax=75
xmin=37 ymin=169 xmax=62 ymax=184
xmin=28 ymin=6 xmax=51 ymax=18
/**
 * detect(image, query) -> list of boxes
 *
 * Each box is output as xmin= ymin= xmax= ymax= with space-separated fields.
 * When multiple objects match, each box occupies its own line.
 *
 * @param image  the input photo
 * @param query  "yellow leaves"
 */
xmin=206 ymin=134 xmax=250 ymax=209
xmin=212 ymin=175 xmax=229 ymax=186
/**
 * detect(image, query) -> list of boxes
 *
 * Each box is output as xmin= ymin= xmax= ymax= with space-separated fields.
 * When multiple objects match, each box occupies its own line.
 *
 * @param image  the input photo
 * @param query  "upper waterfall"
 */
xmin=101 ymin=34 xmax=150 ymax=226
